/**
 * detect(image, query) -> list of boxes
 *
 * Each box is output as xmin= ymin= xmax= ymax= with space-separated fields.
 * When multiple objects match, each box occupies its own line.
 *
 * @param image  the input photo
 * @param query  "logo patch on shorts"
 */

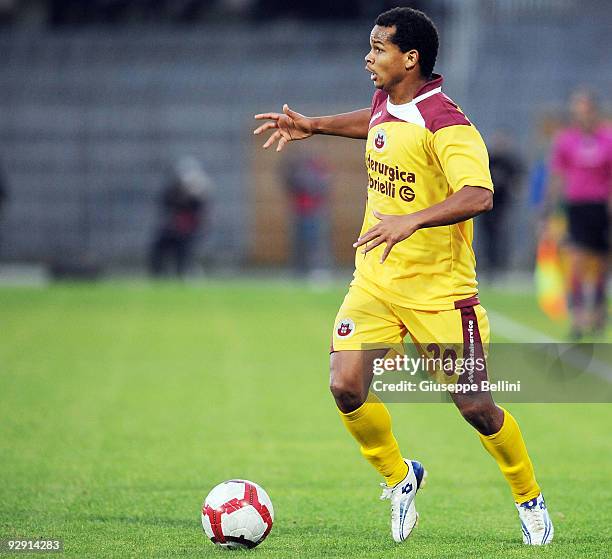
xmin=336 ymin=318 xmax=355 ymax=338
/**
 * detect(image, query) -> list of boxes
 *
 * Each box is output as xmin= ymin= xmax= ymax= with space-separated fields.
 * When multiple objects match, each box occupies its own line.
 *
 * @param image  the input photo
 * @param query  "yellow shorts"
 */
xmin=331 ymin=284 xmax=490 ymax=380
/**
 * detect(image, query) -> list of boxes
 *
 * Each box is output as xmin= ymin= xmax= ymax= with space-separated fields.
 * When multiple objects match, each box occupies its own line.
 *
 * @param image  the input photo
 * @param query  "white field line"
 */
xmin=488 ymin=310 xmax=612 ymax=383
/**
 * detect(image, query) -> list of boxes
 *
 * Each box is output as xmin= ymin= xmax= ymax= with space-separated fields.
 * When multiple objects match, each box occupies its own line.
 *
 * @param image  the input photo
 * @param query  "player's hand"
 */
xmin=253 ymin=104 xmax=314 ymax=152
xmin=353 ymin=211 xmax=421 ymax=263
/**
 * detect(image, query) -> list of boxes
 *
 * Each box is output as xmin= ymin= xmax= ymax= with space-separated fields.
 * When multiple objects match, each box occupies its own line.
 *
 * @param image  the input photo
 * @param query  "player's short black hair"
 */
xmin=375 ymin=7 xmax=439 ymax=78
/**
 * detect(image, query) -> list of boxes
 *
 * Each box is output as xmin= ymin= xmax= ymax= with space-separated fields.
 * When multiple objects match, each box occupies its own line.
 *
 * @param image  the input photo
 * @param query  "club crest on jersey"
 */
xmin=336 ymin=318 xmax=355 ymax=338
xmin=373 ymin=129 xmax=387 ymax=152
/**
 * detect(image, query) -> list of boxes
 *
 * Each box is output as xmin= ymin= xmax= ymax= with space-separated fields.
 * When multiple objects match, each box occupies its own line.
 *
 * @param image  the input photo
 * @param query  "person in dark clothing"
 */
xmin=284 ymin=155 xmax=332 ymax=277
xmin=150 ymin=157 xmax=211 ymax=278
xmin=479 ymin=131 xmax=523 ymax=277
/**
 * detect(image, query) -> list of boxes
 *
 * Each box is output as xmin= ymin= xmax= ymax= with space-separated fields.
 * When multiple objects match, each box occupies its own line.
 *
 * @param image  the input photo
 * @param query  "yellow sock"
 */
xmin=339 ymin=392 xmax=408 ymax=486
xmin=479 ymin=407 xmax=541 ymax=502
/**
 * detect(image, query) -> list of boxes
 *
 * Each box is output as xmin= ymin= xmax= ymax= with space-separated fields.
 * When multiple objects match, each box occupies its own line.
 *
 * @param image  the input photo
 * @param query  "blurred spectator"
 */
xmin=547 ymin=90 xmax=612 ymax=339
xmin=150 ymin=157 xmax=211 ymax=278
xmin=479 ymin=130 xmax=523 ymax=277
xmin=528 ymin=114 xmax=564 ymax=211
xmin=284 ymin=155 xmax=331 ymax=277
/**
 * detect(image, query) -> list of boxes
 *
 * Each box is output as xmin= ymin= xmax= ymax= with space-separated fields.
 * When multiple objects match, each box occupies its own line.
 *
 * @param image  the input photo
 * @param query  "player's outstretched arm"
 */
xmin=254 ymin=104 xmax=370 ymax=152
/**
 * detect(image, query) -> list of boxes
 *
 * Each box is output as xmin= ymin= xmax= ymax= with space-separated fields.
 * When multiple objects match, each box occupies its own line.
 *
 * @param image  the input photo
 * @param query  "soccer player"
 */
xmin=254 ymin=7 xmax=553 ymax=545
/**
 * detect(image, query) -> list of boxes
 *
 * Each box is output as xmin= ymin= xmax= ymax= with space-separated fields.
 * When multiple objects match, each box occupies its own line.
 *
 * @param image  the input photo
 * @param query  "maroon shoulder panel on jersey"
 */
xmin=369 ymin=89 xmax=403 ymax=129
xmin=417 ymin=93 xmax=471 ymax=134
xmin=371 ymin=89 xmax=387 ymax=112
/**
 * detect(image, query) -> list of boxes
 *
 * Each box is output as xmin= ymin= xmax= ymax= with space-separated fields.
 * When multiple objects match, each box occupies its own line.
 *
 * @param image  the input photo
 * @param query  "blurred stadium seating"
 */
xmin=0 ymin=0 xmax=609 ymax=272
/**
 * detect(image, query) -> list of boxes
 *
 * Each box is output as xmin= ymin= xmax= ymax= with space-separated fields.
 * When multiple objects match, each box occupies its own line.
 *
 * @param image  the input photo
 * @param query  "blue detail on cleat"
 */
xmin=520 ymin=520 xmax=531 ymax=544
xmin=398 ymin=500 xmax=408 ymax=541
xmin=542 ymin=515 xmax=552 ymax=544
xmin=411 ymin=460 xmax=425 ymax=489
xmin=516 ymin=493 xmax=553 ymax=545
xmin=518 ymin=497 xmax=538 ymax=510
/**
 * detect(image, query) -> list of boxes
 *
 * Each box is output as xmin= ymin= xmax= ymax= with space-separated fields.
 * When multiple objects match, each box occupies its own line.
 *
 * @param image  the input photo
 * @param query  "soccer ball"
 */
xmin=201 ymin=479 xmax=274 ymax=549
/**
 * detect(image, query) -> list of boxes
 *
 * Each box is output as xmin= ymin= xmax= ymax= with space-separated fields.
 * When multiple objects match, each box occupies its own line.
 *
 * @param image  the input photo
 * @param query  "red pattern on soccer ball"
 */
xmin=202 ymin=481 xmax=273 ymax=544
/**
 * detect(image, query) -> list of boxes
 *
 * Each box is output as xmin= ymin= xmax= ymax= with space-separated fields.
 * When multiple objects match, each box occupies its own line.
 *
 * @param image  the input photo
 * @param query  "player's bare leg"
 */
xmin=330 ymin=350 xmax=408 ymax=482
xmin=450 ymin=365 xmax=553 ymax=545
xmin=329 ymin=349 xmax=383 ymax=412
xmin=330 ymin=349 xmax=426 ymax=542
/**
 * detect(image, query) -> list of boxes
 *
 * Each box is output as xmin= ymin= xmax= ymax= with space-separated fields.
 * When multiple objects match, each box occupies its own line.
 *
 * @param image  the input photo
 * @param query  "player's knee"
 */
xmin=329 ymin=358 xmax=366 ymax=413
xmin=458 ymin=400 xmax=499 ymax=433
xmin=329 ymin=376 xmax=364 ymax=413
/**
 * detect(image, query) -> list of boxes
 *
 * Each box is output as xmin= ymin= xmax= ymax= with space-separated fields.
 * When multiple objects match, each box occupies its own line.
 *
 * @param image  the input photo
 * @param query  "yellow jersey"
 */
xmin=353 ymin=74 xmax=493 ymax=310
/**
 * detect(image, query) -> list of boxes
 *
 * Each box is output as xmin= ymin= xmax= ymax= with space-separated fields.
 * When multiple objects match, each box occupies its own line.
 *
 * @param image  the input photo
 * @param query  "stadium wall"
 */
xmin=0 ymin=10 xmax=609 ymax=270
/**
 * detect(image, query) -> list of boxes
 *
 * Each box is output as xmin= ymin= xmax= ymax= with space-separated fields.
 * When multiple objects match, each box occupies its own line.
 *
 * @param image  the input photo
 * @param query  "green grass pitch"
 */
xmin=1 ymin=280 xmax=610 ymax=557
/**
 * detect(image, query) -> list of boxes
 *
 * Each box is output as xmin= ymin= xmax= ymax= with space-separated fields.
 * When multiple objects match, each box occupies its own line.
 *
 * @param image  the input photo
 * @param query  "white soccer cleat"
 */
xmin=515 ymin=493 xmax=554 ymax=545
xmin=379 ymin=459 xmax=427 ymax=543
